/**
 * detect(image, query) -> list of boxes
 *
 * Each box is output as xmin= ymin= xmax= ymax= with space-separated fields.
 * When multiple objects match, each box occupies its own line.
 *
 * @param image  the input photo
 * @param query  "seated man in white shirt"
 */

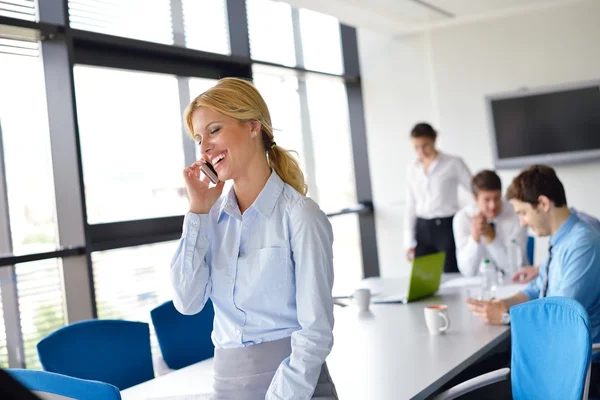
xmin=453 ymin=170 xmax=529 ymax=277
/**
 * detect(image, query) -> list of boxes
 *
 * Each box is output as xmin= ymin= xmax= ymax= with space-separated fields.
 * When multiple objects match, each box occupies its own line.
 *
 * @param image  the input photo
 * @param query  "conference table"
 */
xmin=122 ymin=275 xmax=524 ymax=400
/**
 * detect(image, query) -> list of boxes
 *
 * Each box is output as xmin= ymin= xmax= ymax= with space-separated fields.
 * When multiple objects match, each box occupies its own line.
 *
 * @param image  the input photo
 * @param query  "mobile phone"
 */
xmin=200 ymin=161 xmax=219 ymax=184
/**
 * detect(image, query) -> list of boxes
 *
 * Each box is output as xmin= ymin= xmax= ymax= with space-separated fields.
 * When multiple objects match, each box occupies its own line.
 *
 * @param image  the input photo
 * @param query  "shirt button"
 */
xmin=192 ymin=222 xmax=198 ymax=226
xmin=235 ymin=328 xmax=241 ymax=335
xmin=229 ymin=279 xmax=234 ymax=284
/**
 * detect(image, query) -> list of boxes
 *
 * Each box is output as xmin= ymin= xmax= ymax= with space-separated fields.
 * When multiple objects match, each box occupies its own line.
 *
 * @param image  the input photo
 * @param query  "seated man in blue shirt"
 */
xmin=512 ymin=206 xmax=600 ymax=283
xmin=467 ymin=164 xmax=600 ymax=396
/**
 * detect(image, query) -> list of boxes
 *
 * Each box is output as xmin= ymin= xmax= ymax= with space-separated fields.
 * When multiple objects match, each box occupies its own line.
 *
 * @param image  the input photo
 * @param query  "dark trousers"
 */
xmin=591 ymin=362 xmax=600 ymax=398
xmin=415 ymin=216 xmax=459 ymax=273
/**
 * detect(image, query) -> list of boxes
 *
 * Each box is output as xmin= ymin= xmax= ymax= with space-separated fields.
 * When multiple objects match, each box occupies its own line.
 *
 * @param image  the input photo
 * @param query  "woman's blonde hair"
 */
xmin=184 ymin=77 xmax=307 ymax=195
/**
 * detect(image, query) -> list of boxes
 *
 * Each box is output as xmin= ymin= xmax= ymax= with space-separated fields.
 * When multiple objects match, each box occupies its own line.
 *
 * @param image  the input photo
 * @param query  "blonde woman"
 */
xmin=170 ymin=78 xmax=338 ymax=400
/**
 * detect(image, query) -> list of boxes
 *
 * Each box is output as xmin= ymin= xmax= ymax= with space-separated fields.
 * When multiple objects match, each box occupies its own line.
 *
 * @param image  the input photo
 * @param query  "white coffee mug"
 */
xmin=424 ymin=304 xmax=450 ymax=335
xmin=353 ymin=288 xmax=371 ymax=312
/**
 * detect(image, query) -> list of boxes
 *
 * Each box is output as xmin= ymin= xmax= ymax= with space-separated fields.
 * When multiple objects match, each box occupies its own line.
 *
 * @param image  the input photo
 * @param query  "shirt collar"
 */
xmin=550 ymin=212 xmax=580 ymax=247
xmin=416 ymin=151 xmax=444 ymax=171
xmin=217 ymin=170 xmax=284 ymax=222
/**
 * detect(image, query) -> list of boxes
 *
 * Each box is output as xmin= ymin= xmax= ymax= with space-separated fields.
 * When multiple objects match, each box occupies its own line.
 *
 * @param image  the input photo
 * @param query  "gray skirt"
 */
xmin=212 ymin=337 xmax=338 ymax=400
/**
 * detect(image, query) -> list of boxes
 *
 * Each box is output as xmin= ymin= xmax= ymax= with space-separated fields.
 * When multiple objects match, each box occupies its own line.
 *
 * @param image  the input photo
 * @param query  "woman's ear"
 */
xmin=249 ymin=120 xmax=262 ymax=136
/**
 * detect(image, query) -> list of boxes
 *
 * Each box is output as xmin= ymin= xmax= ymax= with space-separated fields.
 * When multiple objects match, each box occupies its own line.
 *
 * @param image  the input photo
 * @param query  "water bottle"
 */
xmin=479 ymin=259 xmax=499 ymax=299
xmin=508 ymin=239 xmax=524 ymax=275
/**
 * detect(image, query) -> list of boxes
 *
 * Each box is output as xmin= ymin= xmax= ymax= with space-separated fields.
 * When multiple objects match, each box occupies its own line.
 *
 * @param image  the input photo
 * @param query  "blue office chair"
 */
xmin=527 ymin=236 xmax=535 ymax=265
xmin=7 ymin=369 xmax=121 ymax=400
xmin=151 ymin=299 xmax=215 ymax=370
xmin=37 ymin=319 xmax=154 ymax=390
xmin=435 ymin=297 xmax=598 ymax=400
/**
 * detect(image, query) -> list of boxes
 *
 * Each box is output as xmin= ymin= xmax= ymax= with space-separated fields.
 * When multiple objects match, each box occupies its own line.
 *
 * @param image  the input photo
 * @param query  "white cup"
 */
xmin=353 ymin=288 xmax=371 ymax=312
xmin=424 ymin=304 xmax=450 ymax=335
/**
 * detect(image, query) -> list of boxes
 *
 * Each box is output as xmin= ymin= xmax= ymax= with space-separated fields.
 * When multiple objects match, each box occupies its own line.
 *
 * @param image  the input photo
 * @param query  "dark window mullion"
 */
xmin=340 ymin=24 xmax=379 ymax=278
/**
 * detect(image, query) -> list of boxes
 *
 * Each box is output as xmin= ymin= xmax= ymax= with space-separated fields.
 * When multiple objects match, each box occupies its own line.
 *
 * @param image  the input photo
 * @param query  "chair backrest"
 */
xmin=7 ymin=369 xmax=121 ymax=400
xmin=511 ymin=297 xmax=592 ymax=400
xmin=151 ymin=299 xmax=215 ymax=370
xmin=37 ymin=319 xmax=154 ymax=390
xmin=527 ymin=235 xmax=535 ymax=265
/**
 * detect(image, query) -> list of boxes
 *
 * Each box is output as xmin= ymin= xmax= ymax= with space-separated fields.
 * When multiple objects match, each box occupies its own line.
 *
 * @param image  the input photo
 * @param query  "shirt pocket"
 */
xmin=257 ymin=247 xmax=292 ymax=295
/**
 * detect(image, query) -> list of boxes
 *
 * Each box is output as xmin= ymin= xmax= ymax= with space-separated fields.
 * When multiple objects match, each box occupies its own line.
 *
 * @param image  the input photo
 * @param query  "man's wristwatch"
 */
xmin=501 ymin=311 xmax=511 ymax=325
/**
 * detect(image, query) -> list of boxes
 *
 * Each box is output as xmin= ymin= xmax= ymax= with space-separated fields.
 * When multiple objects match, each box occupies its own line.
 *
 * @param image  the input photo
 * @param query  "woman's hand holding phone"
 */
xmin=183 ymin=158 xmax=225 ymax=214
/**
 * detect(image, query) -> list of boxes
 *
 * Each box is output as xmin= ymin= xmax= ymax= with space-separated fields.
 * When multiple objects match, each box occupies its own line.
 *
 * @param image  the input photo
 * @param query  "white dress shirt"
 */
xmin=404 ymin=152 xmax=472 ymax=248
xmin=452 ymin=201 xmax=528 ymax=277
xmin=170 ymin=170 xmax=335 ymax=399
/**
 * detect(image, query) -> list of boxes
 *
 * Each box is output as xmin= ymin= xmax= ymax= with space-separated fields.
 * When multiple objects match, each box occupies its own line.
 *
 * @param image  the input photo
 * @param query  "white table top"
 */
xmin=122 ymin=277 xmax=525 ymax=400
xmin=122 ymin=358 xmax=214 ymax=399
xmin=327 ymin=280 xmax=524 ymax=400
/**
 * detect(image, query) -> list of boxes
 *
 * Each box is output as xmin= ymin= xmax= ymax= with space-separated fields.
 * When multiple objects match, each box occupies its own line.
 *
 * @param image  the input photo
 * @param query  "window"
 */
xmin=16 ymin=259 xmax=67 ymax=369
xmin=93 ymin=241 xmax=179 ymax=360
xmin=305 ymin=76 xmax=356 ymax=212
xmin=73 ymin=66 xmax=187 ymax=224
xmin=68 ymin=0 xmax=174 ymax=45
xmin=246 ymin=0 xmax=296 ymax=67
xmin=188 ymin=77 xmax=219 ymax=99
xmin=305 ymin=76 xmax=362 ymax=287
xmin=252 ymin=66 xmax=305 ymax=172
xmin=0 ymin=287 xmax=7 ymax=368
xmin=298 ymin=9 xmax=344 ymax=75
xmin=0 ymin=51 xmax=59 ymax=254
xmin=182 ymin=0 xmax=230 ymax=55
xmin=330 ymin=214 xmax=363 ymax=291
xmin=0 ymin=0 xmax=36 ymax=21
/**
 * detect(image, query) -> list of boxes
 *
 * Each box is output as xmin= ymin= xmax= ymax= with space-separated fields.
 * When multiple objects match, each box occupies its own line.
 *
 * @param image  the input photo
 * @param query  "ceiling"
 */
xmin=281 ymin=0 xmax=583 ymax=35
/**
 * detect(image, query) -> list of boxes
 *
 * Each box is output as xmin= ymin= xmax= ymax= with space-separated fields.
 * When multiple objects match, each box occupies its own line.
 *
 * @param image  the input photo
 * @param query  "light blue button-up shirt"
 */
xmin=571 ymin=207 xmax=600 ymax=234
xmin=522 ymin=213 xmax=600 ymax=361
xmin=170 ymin=170 xmax=335 ymax=398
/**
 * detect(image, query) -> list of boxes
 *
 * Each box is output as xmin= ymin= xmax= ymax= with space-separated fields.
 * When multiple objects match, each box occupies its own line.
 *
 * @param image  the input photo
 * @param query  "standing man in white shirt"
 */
xmin=453 ymin=170 xmax=528 ymax=277
xmin=404 ymin=122 xmax=472 ymax=273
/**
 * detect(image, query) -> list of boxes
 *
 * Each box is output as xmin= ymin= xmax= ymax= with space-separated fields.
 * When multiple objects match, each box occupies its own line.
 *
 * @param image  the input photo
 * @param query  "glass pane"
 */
xmin=189 ymin=77 xmax=219 ymax=99
xmin=252 ymin=66 xmax=306 ymax=174
xmin=73 ymin=66 xmax=187 ymax=224
xmin=0 ymin=0 xmax=36 ymax=21
xmin=68 ymin=0 xmax=173 ymax=45
xmin=330 ymin=214 xmax=363 ymax=293
xmin=305 ymin=76 xmax=356 ymax=212
xmin=93 ymin=241 xmax=179 ymax=361
xmin=0 ymin=38 xmax=39 ymax=57
xmin=16 ymin=259 xmax=66 ymax=369
xmin=247 ymin=0 xmax=296 ymax=67
xmin=0 ymin=285 xmax=7 ymax=368
xmin=0 ymin=53 xmax=59 ymax=254
xmin=182 ymin=0 xmax=230 ymax=54
xmin=298 ymin=9 xmax=344 ymax=75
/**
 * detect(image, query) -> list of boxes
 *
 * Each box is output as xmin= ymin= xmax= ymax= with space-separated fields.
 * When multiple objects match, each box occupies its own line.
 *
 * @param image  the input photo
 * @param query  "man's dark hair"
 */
xmin=506 ymin=164 xmax=567 ymax=207
xmin=410 ymin=122 xmax=437 ymax=140
xmin=472 ymin=170 xmax=502 ymax=196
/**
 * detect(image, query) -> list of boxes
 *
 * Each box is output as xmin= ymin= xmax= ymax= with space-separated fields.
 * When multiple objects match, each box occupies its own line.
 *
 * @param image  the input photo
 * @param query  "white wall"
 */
xmin=357 ymin=30 xmax=436 ymax=278
xmin=358 ymin=0 xmax=600 ymax=276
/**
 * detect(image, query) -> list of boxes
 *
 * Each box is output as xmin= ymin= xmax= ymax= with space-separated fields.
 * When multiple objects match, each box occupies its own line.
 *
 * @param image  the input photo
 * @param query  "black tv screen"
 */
xmin=489 ymin=84 xmax=600 ymax=168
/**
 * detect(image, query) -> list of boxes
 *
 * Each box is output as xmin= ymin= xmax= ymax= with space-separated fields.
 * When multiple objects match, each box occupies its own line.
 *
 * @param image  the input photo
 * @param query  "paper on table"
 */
xmin=147 ymin=395 xmax=212 ymax=400
xmin=440 ymin=276 xmax=481 ymax=289
xmin=441 ymin=277 xmax=526 ymax=298
xmin=495 ymin=283 xmax=527 ymax=298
